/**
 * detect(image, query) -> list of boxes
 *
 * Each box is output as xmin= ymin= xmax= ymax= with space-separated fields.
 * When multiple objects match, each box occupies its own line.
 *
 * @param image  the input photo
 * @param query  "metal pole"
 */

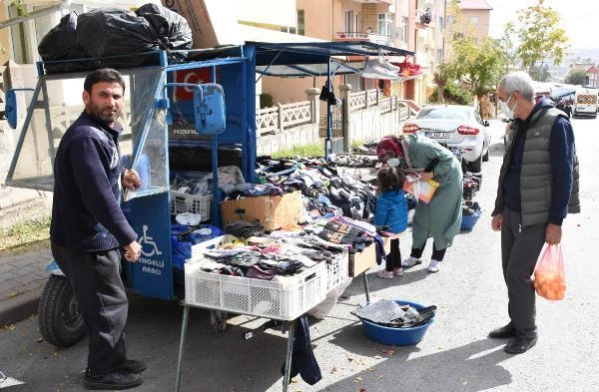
xmin=174 ymin=305 xmax=191 ymax=392
xmin=282 ymin=321 xmax=296 ymax=392
xmin=362 ymin=272 xmax=371 ymax=304
xmin=0 ymin=0 xmax=71 ymax=30
xmin=325 ymin=60 xmax=332 ymax=160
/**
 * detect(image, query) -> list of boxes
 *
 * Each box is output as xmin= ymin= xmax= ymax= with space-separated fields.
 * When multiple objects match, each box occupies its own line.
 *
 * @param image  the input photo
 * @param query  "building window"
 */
xmin=401 ymin=16 xmax=408 ymax=43
xmin=355 ymin=13 xmax=360 ymax=34
xmin=378 ymin=13 xmax=392 ymax=37
xmin=469 ymin=16 xmax=479 ymax=25
xmin=280 ymin=26 xmax=297 ymax=34
xmin=344 ymin=10 xmax=353 ymax=33
xmin=436 ymin=49 xmax=443 ymax=64
xmin=437 ymin=16 xmax=444 ymax=30
xmin=447 ymin=15 xmax=456 ymax=25
xmin=297 ymin=10 xmax=305 ymax=35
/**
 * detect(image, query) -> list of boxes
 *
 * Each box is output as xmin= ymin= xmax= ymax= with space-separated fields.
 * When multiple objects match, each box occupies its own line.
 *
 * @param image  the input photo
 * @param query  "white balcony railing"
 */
xmin=335 ymin=32 xmax=392 ymax=46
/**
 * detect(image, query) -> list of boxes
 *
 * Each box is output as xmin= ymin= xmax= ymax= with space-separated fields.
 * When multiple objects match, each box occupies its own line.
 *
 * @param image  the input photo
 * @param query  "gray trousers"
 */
xmin=51 ymin=242 xmax=128 ymax=373
xmin=501 ymin=207 xmax=546 ymax=336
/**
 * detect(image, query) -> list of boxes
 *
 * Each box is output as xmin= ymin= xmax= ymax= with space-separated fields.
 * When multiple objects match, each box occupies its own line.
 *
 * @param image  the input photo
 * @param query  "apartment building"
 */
xmin=455 ymin=0 xmax=492 ymax=41
xmin=261 ymin=0 xmax=447 ymax=107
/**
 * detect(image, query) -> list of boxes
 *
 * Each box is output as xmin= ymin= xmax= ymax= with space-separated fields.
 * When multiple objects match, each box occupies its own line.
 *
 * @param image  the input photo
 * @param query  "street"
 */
xmin=1 ymin=117 xmax=598 ymax=392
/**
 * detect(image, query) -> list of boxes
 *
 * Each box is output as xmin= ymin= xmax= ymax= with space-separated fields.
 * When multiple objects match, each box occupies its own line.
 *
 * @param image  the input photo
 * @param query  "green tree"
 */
xmin=565 ymin=69 xmax=587 ymax=86
xmin=499 ymin=21 xmax=518 ymax=73
xmin=515 ymin=0 xmax=570 ymax=73
xmin=530 ymin=64 xmax=551 ymax=82
xmin=444 ymin=36 xmax=505 ymax=98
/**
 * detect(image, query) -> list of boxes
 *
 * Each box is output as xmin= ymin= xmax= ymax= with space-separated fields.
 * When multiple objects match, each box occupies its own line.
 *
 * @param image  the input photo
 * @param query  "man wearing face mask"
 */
xmin=490 ymin=71 xmax=580 ymax=354
xmin=377 ymin=134 xmax=463 ymax=273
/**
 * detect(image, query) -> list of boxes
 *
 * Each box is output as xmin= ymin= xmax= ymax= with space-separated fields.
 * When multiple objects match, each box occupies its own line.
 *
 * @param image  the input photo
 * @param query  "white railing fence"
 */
xmin=256 ymin=101 xmax=312 ymax=137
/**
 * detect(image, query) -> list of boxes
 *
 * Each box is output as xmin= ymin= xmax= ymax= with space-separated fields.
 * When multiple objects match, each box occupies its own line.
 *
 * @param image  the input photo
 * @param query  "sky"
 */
xmin=486 ymin=0 xmax=599 ymax=49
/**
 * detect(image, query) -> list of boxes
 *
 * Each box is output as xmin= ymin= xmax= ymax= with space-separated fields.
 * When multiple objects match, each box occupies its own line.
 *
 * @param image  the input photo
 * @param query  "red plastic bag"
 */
xmin=532 ymin=244 xmax=566 ymax=301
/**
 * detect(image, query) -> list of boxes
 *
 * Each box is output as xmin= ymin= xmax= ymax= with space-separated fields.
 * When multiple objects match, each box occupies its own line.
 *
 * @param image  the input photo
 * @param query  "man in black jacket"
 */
xmin=51 ymin=68 xmax=145 ymax=390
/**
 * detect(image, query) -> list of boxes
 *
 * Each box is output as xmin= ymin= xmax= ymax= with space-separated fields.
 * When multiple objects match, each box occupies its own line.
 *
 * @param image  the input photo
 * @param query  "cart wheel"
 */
xmin=38 ymin=275 xmax=86 ymax=348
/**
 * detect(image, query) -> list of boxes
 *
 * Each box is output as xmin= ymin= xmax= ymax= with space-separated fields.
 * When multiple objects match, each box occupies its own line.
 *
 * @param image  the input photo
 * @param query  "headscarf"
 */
xmin=377 ymin=135 xmax=404 ymax=162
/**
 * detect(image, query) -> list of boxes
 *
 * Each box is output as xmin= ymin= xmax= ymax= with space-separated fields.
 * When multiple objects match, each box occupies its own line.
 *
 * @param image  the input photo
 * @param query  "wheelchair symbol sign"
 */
xmin=138 ymin=225 xmax=162 ymax=257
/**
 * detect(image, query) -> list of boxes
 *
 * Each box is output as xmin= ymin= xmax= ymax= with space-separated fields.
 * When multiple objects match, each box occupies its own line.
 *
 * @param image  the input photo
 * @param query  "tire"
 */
xmin=38 ymin=275 xmax=86 ymax=348
xmin=467 ymin=153 xmax=483 ymax=173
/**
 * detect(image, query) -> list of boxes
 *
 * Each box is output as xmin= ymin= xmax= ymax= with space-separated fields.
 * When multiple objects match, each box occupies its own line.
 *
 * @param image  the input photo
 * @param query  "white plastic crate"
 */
xmin=170 ymin=191 xmax=212 ymax=222
xmin=326 ymin=247 xmax=349 ymax=292
xmin=185 ymin=236 xmax=328 ymax=321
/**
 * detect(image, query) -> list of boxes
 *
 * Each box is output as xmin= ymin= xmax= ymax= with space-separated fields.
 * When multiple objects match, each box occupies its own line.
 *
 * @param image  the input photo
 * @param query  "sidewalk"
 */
xmin=0 ymin=249 xmax=52 ymax=326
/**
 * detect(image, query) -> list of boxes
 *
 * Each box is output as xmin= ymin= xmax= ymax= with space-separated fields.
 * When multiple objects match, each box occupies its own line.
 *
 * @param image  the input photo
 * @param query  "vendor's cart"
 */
xmin=5 ymin=40 xmax=413 ymax=390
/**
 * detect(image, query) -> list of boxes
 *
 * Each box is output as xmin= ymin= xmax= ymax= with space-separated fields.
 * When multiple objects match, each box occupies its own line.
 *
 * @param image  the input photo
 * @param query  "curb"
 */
xmin=0 ymin=287 xmax=43 ymax=327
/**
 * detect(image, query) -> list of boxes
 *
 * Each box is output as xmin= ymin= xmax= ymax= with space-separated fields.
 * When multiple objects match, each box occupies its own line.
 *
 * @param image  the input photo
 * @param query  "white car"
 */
xmin=402 ymin=105 xmax=491 ymax=173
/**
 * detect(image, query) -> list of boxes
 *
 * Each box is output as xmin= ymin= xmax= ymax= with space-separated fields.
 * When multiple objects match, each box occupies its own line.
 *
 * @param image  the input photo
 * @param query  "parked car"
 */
xmin=402 ymin=105 xmax=491 ymax=173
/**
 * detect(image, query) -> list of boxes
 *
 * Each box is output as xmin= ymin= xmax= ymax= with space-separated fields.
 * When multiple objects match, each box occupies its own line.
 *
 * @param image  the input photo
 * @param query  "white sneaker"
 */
xmin=360 ymin=64 xmax=398 ymax=80
xmin=427 ymin=259 xmax=440 ymax=273
xmin=377 ymin=58 xmax=400 ymax=72
xmin=401 ymin=257 xmax=421 ymax=268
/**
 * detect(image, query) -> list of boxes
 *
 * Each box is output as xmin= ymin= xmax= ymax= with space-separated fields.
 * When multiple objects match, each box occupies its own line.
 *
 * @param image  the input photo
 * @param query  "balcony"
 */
xmin=335 ymin=32 xmax=392 ymax=46
xmin=416 ymin=8 xmax=433 ymax=27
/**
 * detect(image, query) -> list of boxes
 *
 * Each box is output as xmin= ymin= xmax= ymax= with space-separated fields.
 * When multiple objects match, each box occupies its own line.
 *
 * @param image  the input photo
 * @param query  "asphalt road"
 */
xmin=1 ymin=117 xmax=598 ymax=392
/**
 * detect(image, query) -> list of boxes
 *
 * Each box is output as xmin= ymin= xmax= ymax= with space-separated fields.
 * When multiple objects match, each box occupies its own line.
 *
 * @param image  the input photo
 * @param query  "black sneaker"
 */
xmin=120 ymin=359 xmax=147 ymax=374
xmin=84 ymin=369 xmax=142 ymax=390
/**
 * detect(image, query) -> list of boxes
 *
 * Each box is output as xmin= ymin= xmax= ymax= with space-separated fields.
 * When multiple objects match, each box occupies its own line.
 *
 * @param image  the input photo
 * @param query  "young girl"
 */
xmin=374 ymin=166 xmax=408 ymax=278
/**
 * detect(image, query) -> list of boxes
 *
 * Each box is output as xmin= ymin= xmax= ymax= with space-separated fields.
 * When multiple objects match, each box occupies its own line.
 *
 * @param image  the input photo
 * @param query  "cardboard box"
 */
xmin=220 ymin=191 xmax=303 ymax=232
xmin=349 ymin=237 xmax=396 ymax=277
xmin=349 ymin=243 xmax=377 ymax=277
xmin=161 ymin=0 xmax=243 ymax=49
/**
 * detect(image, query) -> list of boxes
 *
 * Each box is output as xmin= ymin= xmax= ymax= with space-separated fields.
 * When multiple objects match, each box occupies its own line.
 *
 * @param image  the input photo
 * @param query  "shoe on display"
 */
xmin=427 ymin=259 xmax=440 ymax=273
xmin=401 ymin=257 xmax=421 ymax=268
xmin=376 ymin=270 xmax=394 ymax=279
xmin=377 ymin=58 xmax=400 ymax=72
xmin=360 ymin=64 xmax=398 ymax=80
xmin=84 ymin=369 xmax=142 ymax=390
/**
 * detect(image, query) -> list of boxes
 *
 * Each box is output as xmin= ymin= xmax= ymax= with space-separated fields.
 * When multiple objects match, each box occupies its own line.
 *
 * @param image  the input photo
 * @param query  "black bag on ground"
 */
xmin=37 ymin=12 xmax=91 ymax=73
xmin=135 ymin=3 xmax=192 ymax=61
xmin=76 ymin=8 xmax=159 ymax=68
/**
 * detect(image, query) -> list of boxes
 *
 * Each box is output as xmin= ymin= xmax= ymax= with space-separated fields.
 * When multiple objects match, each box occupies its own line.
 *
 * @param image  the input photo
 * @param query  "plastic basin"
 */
xmin=360 ymin=300 xmax=434 ymax=346
xmin=460 ymin=210 xmax=481 ymax=232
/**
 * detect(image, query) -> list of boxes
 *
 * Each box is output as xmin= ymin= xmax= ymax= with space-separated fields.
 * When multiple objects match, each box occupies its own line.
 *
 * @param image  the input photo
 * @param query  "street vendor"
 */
xmin=50 ymin=68 xmax=145 ymax=390
xmin=376 ymin=134 xmax=463 ymax=273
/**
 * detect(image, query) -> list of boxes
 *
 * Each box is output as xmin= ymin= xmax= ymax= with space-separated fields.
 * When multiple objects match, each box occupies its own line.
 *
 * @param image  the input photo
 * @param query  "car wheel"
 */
xmin=467 ymin=154 xmax=483 ymax=174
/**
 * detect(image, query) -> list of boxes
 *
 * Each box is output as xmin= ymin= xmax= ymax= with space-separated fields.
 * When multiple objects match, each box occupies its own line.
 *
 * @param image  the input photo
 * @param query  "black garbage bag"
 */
xmin=76 ymin=8 xmax=160 ymax=68
xmin=37 ymin=12 xmax=91 ymax=73
xmin=136 ymin=3 xmax=192 ymax=61
xmin=38 ymin=12 xmax=78 ymax=61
